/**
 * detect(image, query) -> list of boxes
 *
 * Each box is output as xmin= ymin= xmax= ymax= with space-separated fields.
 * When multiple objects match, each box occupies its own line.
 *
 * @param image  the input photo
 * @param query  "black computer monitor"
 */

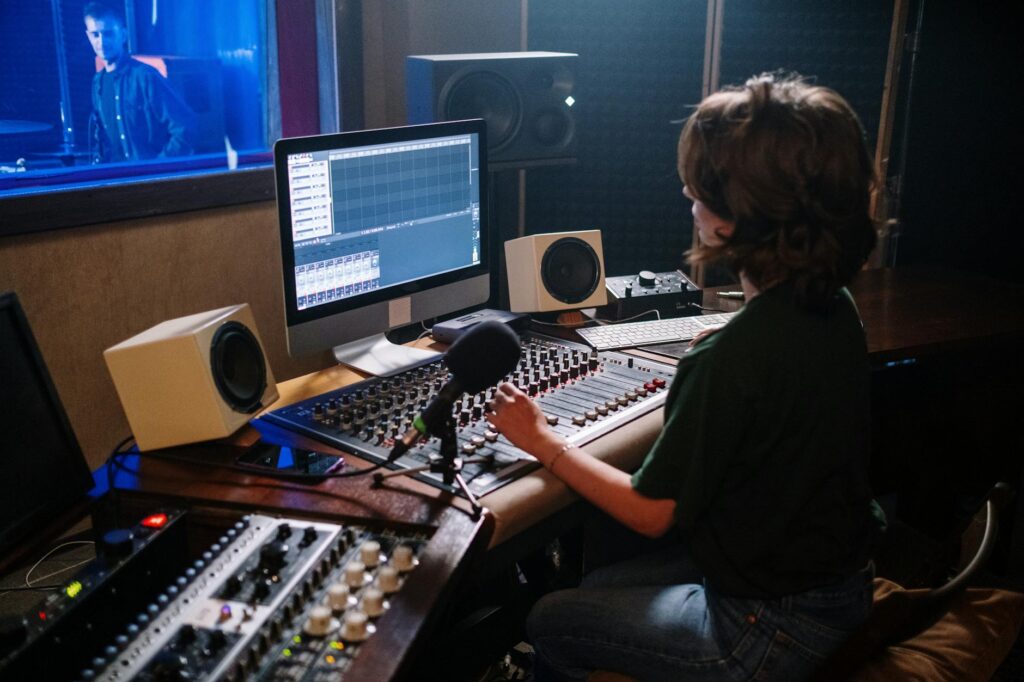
xmin=0 ymin=292 xmax=94 ymax=556
xmin=273 ymin=119 xmax=490 ymax=376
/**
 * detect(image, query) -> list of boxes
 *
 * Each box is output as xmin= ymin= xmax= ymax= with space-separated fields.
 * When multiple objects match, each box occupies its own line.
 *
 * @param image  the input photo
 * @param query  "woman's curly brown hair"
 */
xmin=679 ymin=73 xmax=878 ymax=311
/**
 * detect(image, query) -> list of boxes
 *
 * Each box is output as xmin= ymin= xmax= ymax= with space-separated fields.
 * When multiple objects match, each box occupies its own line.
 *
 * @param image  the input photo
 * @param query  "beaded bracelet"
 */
xmin=548 ymin=441 xmax=573 ymax=474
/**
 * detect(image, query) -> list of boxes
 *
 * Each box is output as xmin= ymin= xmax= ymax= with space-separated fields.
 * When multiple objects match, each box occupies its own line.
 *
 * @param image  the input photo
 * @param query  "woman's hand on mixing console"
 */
xmin=487 ymin=382 xmax=563 ymax=464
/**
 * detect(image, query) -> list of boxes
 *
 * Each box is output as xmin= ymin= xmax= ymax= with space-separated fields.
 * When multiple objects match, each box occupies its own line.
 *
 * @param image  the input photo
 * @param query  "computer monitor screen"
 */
xmin=0 ymin=292 xmax=94 ymax=556
xmin=274 ymin=119 xmax=490 ymax=376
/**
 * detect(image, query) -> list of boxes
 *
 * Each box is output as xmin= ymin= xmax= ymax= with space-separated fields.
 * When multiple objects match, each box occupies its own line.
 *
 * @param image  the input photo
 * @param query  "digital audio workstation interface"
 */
xmin=286 ymin=135 xmax=482 ymax=310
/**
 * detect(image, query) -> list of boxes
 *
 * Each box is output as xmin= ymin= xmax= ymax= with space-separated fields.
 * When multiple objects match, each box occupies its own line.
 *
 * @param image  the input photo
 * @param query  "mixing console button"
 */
xmin=359 ymin=541 xmax=381 ymax=568
xmin=391 ymin=545 xmax=416 ymax=572
xmin=584 ymin=409 xmax=598 ymax=421
xmin=326 ymin=583 xmax=352 ymax=611
xmin=572 ymin=415 xmax=587 ymax=426
xmin=462 ymin=443 xmax=477 ymax=454
xmin=303 ymin=606 xmax=336 ymax=637
xmin=341 ymin=611 xmax=369 ymax=642
xmin=362 ymin=588 xmax=386 ymax=617
xmin=377 ymin=566 xmax=401 ymax=593
xmin=345 ymin=561 xmax=368 ymax=588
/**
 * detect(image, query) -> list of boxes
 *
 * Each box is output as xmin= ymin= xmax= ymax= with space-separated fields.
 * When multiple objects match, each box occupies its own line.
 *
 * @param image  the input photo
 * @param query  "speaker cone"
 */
xmin=443 ymin=71 xmax=522 ymax=151
xmin=532 ymin=106 xmax=573 ymax=147
xmin=210 ymin=321 xmax=267 ymax=413
xmin=540 ymin=237 xmax=601 ymax=304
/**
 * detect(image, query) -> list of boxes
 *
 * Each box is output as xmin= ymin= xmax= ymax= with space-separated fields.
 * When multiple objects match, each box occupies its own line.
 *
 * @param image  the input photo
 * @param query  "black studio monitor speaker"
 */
xmin=103 ymin=304 xmax=278 ymax=451
xmin=406 ymin=51 xmax=578 ymax=169
xmin=505 ymin=230 xmax=606 ymax=313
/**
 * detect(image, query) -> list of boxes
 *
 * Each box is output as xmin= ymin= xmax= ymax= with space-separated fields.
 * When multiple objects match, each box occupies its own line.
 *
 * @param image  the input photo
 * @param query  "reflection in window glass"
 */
xmin=0 ymin=0 xmax=273 ymax=198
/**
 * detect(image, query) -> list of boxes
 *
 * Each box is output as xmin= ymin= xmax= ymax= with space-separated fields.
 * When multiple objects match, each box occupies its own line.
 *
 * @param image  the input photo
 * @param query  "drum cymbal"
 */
xmin=0 ymin=120 xmax=53 ymax=135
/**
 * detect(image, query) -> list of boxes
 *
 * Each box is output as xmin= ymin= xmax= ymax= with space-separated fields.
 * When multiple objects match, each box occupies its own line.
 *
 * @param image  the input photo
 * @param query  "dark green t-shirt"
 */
xmin=632 ymin=283 xmax=884 ymax=598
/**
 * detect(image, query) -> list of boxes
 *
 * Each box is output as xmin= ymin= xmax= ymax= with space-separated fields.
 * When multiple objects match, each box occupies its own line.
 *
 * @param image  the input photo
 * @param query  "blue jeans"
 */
xmin=526 ymin=544 xmax=872 ymax=681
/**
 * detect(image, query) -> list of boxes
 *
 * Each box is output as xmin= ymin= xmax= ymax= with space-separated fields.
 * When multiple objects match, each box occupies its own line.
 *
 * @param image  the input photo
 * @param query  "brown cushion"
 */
xmin=853 ymin=578 xmax=1024 ymax=682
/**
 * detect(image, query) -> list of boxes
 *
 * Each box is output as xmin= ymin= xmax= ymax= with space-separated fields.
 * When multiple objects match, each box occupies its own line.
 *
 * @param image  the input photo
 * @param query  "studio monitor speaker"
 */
xmin=505 ymin=230 xmax=607 ymax=313
xmin=406 ymin=51 xmax=577 ymax=168
xmin=104 ymin=304 xmax=278 ymax=451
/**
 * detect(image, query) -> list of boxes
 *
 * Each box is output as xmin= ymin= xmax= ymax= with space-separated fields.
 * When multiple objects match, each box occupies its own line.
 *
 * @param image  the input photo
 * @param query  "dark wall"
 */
xmin=892 ymin=2 xmax=1022 ymax=283
xmin=525 ymin=0 xmax=894 ymax=281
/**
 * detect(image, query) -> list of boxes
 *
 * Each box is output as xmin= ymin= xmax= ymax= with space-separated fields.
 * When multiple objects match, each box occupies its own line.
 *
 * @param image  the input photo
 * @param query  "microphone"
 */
xmin=388 ymin=321 xmax=521 ymax=462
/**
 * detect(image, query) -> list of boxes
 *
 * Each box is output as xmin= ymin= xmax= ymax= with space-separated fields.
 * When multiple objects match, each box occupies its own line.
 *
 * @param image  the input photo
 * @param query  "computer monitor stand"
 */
xmin=333 ymin=333 xmax=441 ymax=377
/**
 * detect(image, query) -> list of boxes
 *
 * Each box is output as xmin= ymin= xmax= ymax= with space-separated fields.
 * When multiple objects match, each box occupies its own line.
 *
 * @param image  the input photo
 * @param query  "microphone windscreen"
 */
xmin=444 ymin=321 xmax=521 ymax=393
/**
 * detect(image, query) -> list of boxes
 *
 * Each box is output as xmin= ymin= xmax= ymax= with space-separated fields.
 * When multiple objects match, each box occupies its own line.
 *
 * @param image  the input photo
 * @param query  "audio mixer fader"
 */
xmin=262 ymin=333 xmax=675 ymax=496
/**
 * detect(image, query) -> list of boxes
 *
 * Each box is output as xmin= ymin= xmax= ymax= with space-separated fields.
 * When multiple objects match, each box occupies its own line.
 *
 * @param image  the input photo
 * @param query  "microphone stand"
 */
xmin=372 ymin=414 xmax=486 ymax=519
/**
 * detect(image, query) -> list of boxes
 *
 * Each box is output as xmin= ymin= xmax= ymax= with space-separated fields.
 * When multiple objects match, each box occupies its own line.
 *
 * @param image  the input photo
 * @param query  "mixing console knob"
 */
xmin=101 ymin=528 xmax=135 ymax=558
xmin=253 ymin=579 xmax=272 ymax=601
xmin=303 ymin=605 xmax=336 ymax=637
xmin=301 ymin=526 xmax=318 ymax=546
xmin=360 ymin=540 xmax=381 ymax=567
xmin=326 ymin=582 xmax=351 ymax=611
xmin=391 ymin=545 xmax=416 ymax=572
xmin=277 ymin=523 xmax=292 ymax=540
xmin=259 ymin=541 xmax=289 ymax=571
xmin=345 ymin=561 xmax=368 ymax=587
xmin=341 ymin=611 xmax=369 ymax=642
xmin=362 ymin=587 xmax=386 ymax=617
xmin=377 ymin=565 xmax=401 ymax=593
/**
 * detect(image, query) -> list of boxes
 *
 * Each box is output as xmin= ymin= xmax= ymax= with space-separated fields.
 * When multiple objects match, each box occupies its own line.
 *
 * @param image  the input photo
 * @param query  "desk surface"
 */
xmin=97 ymin=266 xmax=1024 ymax=677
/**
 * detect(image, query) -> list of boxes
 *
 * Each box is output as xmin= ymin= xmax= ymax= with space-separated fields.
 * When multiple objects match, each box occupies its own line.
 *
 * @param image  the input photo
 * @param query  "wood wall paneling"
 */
xmin=0 ymin=203 xmax=331 ymax=470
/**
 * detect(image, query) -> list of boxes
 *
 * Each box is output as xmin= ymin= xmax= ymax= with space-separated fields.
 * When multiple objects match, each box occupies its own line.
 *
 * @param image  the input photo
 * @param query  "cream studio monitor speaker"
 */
xmin=505 ymin=230 xmax=607 ymax=313
xmin=104 ymin=304 xmax=278 ymax=451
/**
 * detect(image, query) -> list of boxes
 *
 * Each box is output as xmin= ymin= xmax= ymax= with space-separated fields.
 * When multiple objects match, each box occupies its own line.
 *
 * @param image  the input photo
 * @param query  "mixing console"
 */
xmin=78 ymin=514 xmax=429 ymax=681
xmin=261 ymin=333 xmax=675 ymax=496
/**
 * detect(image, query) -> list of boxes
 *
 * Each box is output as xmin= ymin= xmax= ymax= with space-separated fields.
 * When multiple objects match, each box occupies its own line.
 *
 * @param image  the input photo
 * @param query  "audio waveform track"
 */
xmin=260 ymin=334 xmax=675 ymax=497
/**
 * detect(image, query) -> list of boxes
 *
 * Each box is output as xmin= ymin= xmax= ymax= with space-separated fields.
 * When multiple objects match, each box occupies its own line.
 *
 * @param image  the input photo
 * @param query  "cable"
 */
xmin=529 ymin=308 xmax=663 ymax=328
xmin=122 ymin=445 xmax=386 ymax=481
xmin=685 ymin=301 xmax=729 ymax=314
xmin=0 ymin=585 xmax=63 ymax=593
xmin=24 ymin=540 xmax=95 ymax=589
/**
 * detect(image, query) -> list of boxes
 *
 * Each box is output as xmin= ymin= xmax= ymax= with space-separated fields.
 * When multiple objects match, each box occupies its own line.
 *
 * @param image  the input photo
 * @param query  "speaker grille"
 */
xmin=443 ymin=71 xmax=522 ymax=152
xmin=210 ymin=321 xmax=267 ymax=413
xmin=540 ymin=237 xmax=601 ymax=304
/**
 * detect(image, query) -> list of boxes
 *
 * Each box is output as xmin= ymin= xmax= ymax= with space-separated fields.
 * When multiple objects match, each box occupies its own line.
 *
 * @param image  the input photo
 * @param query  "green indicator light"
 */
xmin=64 ymin=581 xmax=83 ymax=598
xmin=292 ymin=635 xmax=302 ymax=644
xmin=330 ymin=641 xmax=343 ymax=650
xmin=283 ymin=649 xmax=292 ymax=658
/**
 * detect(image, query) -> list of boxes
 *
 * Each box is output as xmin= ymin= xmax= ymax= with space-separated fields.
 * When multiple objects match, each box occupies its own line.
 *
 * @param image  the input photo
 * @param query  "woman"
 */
xmin=487 ymin=73 xmax=885 ymax=681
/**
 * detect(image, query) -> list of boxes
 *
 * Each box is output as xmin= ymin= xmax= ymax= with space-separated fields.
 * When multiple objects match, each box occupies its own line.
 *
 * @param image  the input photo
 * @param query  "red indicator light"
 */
xmin=141 ymin=513 xmax=168 ymax=529
xmin=38 ymin=611 xmax=47 ymax=621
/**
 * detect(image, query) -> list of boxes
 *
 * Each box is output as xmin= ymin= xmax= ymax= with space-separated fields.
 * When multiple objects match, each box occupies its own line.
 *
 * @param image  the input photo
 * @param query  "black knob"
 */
xmin=638 ymin=270 xmax=657 ymax=287
xmin=149 ymin=651 xmax=190 ymax=681
xmin=259 ymin=541 xmax=289 ymax=571
xmin=222 ymin=575 xmax=242 ymax=597
xmin=276 ymin=523 xmax=292 ymax=540
xmin=253 ymin=579 xmax=272 ymax=601
xmin=301 ymin=526 xmax=318 ymax=547
xmin=100 ymin=528 xmax=135 ymax=558
xmin=177 ymin=624 xmax=198 ymax=646
xmin=208 ymin=629 xmax=228 ymax=652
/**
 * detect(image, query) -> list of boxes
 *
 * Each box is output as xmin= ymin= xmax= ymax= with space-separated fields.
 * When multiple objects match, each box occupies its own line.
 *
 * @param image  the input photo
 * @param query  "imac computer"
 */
xmin=274 ymin=119 xmax=489 ymax=376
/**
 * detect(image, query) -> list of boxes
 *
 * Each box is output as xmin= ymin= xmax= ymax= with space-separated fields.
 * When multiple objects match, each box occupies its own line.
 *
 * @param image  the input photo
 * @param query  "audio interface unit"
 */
xmin=4 ymin=514 xmax=431 ymax=682
xmin=599 ymin=269 xmax=703 ymax=320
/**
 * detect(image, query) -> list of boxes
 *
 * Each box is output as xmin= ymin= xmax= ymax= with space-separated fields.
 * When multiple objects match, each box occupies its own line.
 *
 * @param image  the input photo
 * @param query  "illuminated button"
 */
xmin=391 ymin=545 xmax=416 ymax=572
xmin=219 ymin=605 xmax=233 ymax=623
xmin=140 ymin=513 xmax=168 ymax=529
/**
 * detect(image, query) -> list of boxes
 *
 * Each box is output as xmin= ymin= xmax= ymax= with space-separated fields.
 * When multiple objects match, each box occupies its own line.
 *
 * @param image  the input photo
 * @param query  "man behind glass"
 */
xmin=83 ymin=2 xmax=196 ymax=163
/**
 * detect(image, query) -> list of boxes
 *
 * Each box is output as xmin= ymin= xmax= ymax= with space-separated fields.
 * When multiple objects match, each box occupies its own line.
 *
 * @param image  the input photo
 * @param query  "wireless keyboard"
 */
xmin=576 ymin=312 xmax=738 ymax=351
